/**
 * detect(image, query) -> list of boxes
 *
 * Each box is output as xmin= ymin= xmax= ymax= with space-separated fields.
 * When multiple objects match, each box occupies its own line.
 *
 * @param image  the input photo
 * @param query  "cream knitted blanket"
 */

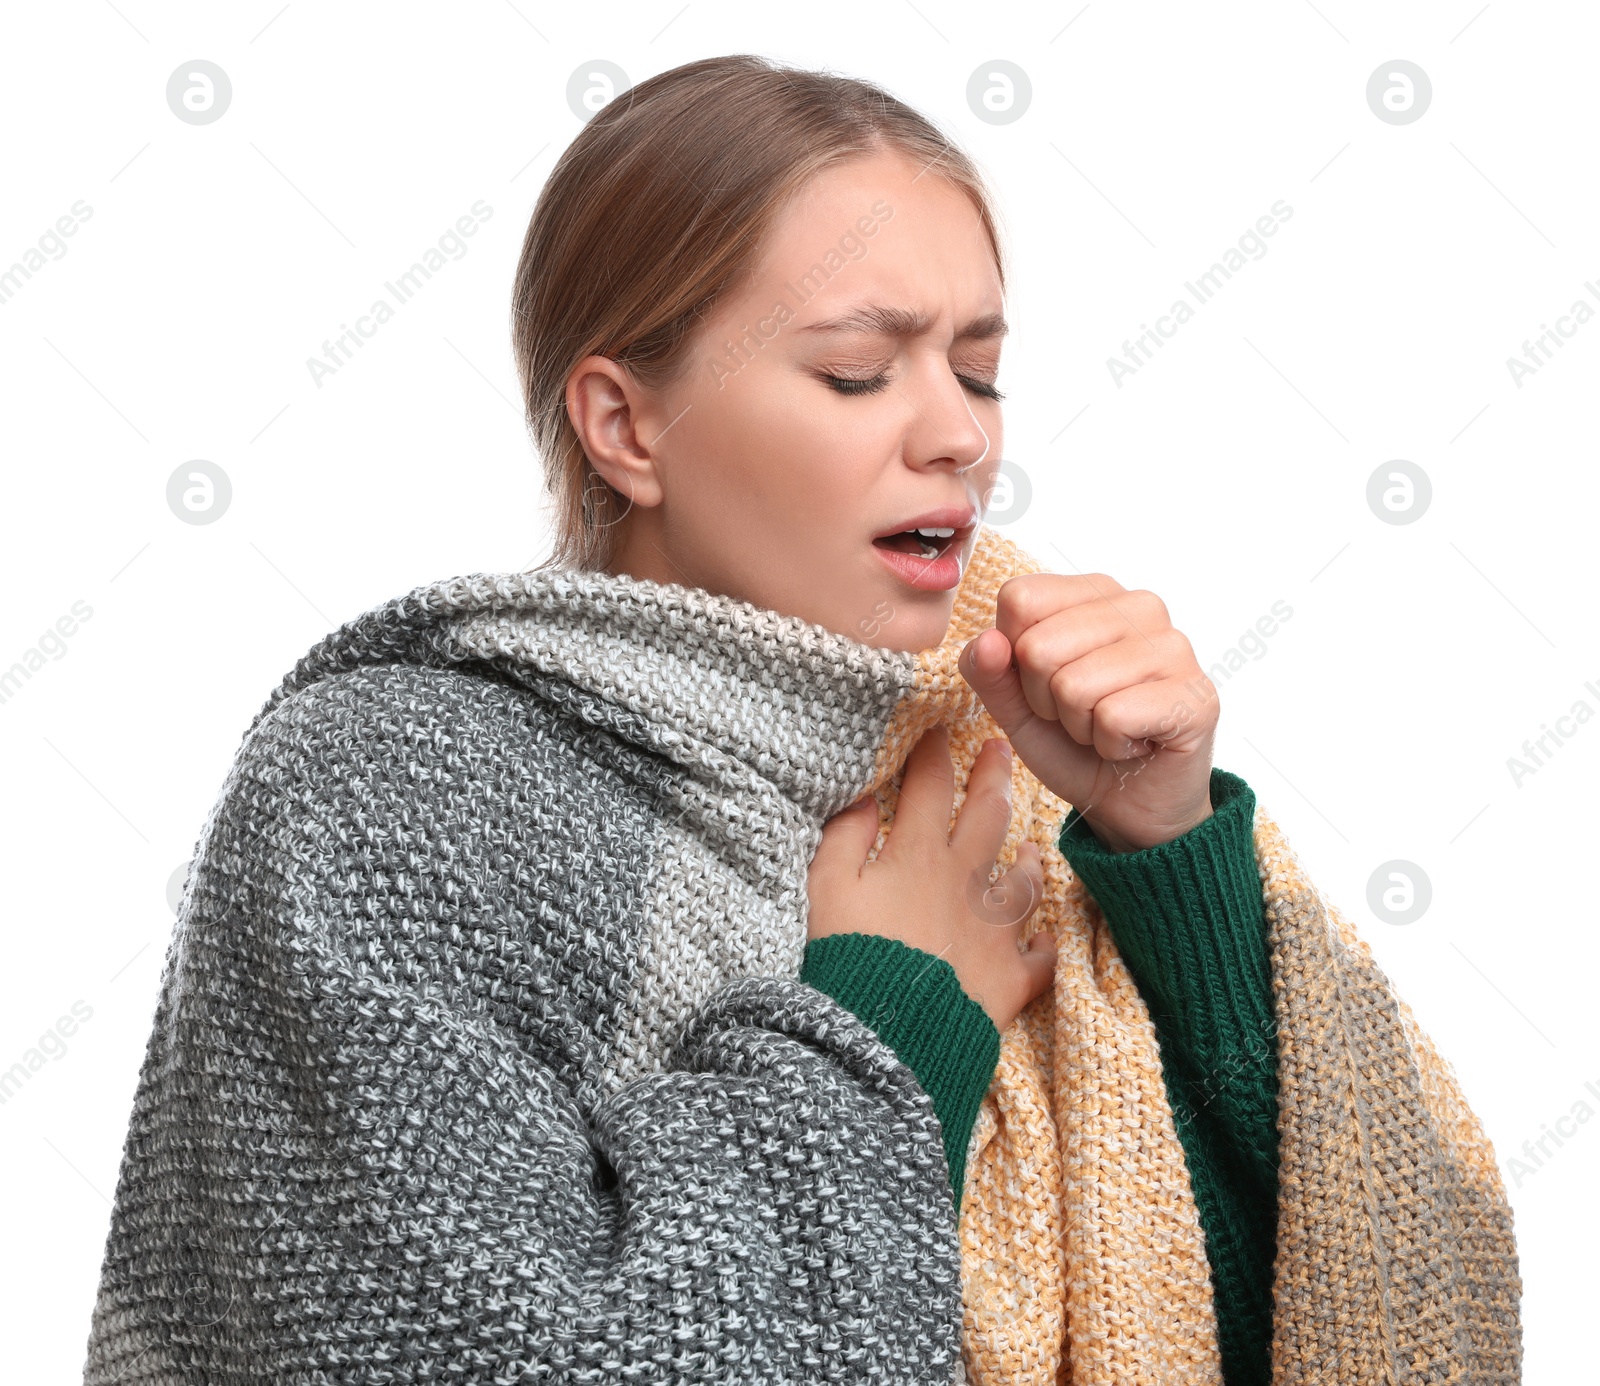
xmin=911 ymin=531 xmax=1523 ymax=1383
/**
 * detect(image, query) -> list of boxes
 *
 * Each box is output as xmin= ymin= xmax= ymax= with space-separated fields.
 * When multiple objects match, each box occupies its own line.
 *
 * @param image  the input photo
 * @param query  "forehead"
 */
xmin=744 ymin=151 xmax=1002 ymax=314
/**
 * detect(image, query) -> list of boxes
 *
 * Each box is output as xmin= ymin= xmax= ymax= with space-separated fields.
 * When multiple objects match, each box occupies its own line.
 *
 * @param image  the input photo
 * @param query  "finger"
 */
xmin=962 ymin=635 xmax=1102 ymax=794
xmin=1013 ymin=592 xmax=1169 ymax=728
xmin=1017 ymin=838 xmax=1046 ymax=901
xmin=959 ymin=628 xmax=1042 ymax=743
xmin=1017 ymin=927 xmax=1059 ymax=1006
xmin=808 ymin=793 xmax=880 ymax=879
xmin=1014 ymin=607 xmax=1128 ymax=726
xmin=1001 ymin=841 xmax=1047 ymax=926
xmin=1082 ymin=674 xmax=1218 ymax=761
xmin=993 ymin=572 xmax=1125 ymax=652
xmin=1046 ymin=628 xmax=1195 ymax=747
xmin=881 ymin=722 xmax=956 ymax=858
xmin=965 ymin=837 xmax=1044 ymax=931
xmin=949 ymin=737 xmax=1017 ymax=868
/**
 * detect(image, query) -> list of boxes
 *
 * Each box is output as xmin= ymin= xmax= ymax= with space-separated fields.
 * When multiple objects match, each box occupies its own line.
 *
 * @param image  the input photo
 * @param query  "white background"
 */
xmin=2 ymin=2 xmax=1595 ymax=1379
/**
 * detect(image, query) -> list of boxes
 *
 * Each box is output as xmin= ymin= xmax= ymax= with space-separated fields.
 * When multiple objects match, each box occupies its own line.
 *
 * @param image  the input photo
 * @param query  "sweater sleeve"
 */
xmin=81 ymin=674 xmax=970 ymax=1385
xmin=799 ymin=933 xmax=1002 ymax=1205
xmin=1056 ymin=766 xmax=1278 ymax=1386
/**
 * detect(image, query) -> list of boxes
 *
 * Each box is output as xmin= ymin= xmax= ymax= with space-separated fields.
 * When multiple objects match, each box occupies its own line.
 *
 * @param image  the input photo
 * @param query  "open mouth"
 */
xmin=870 ymin=526 xmax=960 ymax=561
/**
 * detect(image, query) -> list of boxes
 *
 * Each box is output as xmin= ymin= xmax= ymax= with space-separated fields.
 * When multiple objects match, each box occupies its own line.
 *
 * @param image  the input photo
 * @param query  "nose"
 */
xmin=898 ymin=357 xmax=994 ymax=478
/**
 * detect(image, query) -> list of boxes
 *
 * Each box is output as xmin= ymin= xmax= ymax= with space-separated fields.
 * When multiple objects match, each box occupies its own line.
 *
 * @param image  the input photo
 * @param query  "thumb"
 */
xmin=961 ymin=629 xmax=1101 ymax=808
xmin=960 ymin=628 xmax=1037 ymax=739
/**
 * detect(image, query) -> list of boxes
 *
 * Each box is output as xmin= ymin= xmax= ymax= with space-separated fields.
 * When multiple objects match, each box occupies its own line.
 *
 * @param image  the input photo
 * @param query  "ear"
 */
xmin=564 ymin=356 xmax=667 ymax=509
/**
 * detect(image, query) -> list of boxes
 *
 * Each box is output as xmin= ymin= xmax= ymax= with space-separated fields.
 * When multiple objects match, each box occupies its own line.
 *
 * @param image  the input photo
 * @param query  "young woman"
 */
xmin=84 ymin=55 xmax=1521 ymax=1386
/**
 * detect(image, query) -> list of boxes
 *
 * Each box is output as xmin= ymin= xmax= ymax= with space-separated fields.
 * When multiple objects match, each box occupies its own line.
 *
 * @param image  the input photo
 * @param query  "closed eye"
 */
xmin=820 ymin=370 xmax=1005 ymax=401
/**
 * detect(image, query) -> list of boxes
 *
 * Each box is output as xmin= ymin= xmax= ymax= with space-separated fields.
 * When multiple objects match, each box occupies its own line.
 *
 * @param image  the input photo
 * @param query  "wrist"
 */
xmin=1080 ymin=799 xmax=1214 ymax=853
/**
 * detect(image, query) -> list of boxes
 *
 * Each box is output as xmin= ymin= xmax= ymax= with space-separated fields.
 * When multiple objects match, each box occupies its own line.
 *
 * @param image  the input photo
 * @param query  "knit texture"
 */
xmin=799 ymin=934 xmax=1001 ymax=1200
xmin=1058 ymin=766 xmax=1277 ymax=1386
xmin=801 ymin=767 xmax=1284 ymax=1385
xmin=887 ymin=532 xmax=1521 ymax=1385
xmin=81 ymin=526 xmax=1522 ymax=1384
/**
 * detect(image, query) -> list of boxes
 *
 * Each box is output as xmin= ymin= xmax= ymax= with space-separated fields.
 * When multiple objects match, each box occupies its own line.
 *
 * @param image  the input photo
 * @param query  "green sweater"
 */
xmin=799 ymin=766 xmax=1276 ymax=1386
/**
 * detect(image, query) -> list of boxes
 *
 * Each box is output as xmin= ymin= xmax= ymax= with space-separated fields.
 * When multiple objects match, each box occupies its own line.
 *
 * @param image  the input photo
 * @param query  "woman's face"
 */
xmin=568 ymin=148 xmax=1006 ymax=653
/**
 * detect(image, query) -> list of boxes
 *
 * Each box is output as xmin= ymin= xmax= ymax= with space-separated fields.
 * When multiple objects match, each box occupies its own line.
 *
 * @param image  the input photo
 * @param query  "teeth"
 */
xmin=914 ymin=526 xmax=956 ymax=537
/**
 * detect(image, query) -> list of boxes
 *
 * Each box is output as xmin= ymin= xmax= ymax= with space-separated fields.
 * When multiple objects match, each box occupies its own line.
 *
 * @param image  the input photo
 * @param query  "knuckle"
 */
xmin=1049 ymin=662 xmax=1086 ymax=710
xmin=1010 ymin=624 xmax=1042 ymax=672
xmin=1130 ymin=586 xmax=1166 ymax=615
xmin=998 ymin=573 xmax=1062 ymax=631
xmin=993 ymin=578 xmax=1027 ymax=628
xmin=998 ymin=572 xmax=1045 ymax=609
xmin=1161 ymin=625 xmax=1194 ymax=662
xmin=1121 ymin=589 xmax=1168 ymax=634
xmin=977 ymin=783 xmax=1013 ymax=818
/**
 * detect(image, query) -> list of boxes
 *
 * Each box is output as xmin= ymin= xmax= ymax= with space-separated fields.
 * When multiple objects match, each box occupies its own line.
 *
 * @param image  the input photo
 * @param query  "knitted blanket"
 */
xmin=83 ymin=527 xmax=1521 ymax=1384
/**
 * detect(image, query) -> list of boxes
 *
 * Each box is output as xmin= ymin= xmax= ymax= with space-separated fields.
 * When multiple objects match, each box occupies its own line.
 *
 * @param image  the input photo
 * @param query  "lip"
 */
xmin=871 ymin=541 xmax=966 ymax=591
xmin=870 ymin=504 xmax=979 ymax=593
xmin=871 ymin=504 xmax=978 ymax=540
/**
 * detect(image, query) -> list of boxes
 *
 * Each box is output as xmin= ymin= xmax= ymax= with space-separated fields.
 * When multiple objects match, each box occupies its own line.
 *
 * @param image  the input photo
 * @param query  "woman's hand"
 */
xmin=807 ymin=725 xmax=1057 ymax=1033
xmin=959 ymin=573 xmax=1220 ymax=854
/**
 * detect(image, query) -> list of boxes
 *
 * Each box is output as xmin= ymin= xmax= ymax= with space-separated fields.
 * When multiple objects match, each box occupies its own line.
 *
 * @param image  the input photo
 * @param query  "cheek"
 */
xmin=677 ymin=354 xmax=901 ymax=548
xmin=706 ymin=367 xmax=856 ymax=486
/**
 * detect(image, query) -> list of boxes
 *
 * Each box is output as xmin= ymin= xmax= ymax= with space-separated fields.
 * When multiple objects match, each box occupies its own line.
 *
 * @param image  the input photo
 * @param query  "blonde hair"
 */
xmin=510 ymin=53 xmax=1006 ymax=572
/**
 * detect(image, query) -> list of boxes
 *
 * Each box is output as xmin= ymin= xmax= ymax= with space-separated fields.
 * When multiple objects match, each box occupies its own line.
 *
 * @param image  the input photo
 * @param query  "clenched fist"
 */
xmin=960 ymin=572 xmax=1220 ymax=853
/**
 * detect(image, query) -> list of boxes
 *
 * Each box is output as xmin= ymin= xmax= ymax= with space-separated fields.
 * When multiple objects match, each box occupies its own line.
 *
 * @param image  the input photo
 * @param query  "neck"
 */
xmin=604 ymin=511 xmax=689 ymax=591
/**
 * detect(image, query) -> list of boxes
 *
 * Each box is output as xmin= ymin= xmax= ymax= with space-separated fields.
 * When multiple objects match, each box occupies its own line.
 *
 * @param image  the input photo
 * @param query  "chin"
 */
xmin=859 ymin=595 xmax=955 ymax=655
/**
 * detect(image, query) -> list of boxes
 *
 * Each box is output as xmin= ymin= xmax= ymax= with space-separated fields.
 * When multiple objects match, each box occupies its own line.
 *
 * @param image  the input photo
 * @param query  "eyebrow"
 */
xmin=796 ymin=303 xmax=1008 ymax=341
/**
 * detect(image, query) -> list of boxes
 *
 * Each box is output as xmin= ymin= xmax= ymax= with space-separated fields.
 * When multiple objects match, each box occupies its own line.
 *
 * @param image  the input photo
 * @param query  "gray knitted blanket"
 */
xmin=83 ymin=563 xmax=979 ymax=1384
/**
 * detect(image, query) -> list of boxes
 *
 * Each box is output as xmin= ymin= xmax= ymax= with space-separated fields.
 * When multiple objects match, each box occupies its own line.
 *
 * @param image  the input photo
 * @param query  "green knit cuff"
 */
xmin=799 ymin=932 xmax=1001 ymax=1205
xmin=1056 ymin=767 xmax=1274 ymax=1060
